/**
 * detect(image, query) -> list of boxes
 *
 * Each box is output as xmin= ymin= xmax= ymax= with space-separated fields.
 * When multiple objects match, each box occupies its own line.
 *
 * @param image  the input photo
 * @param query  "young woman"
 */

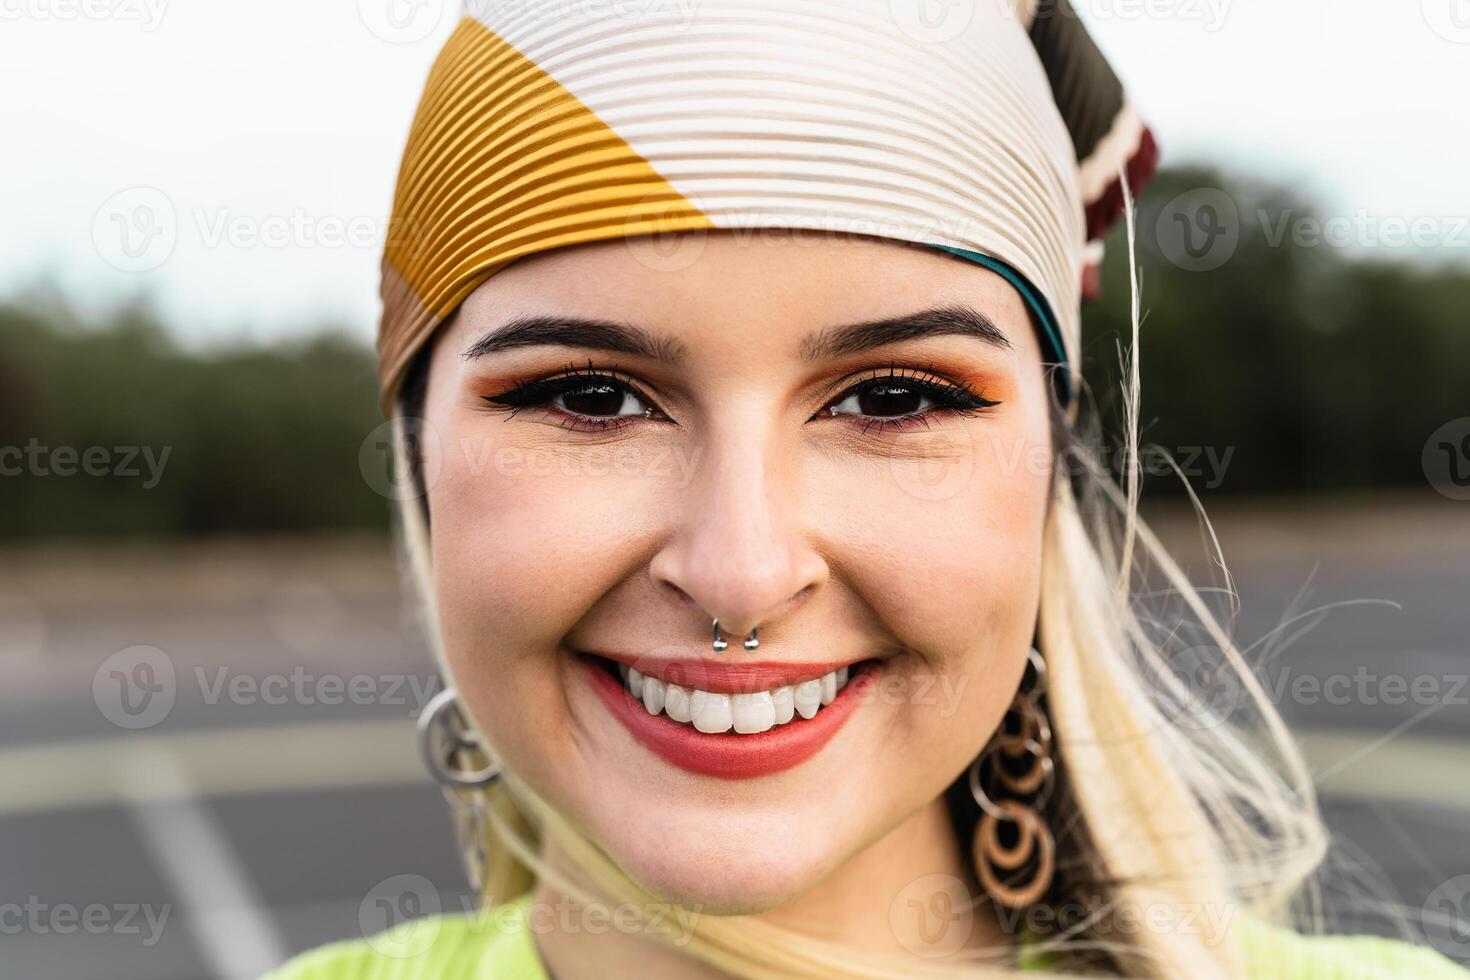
xmin=271 ymin=1 xmax=1466 ymax=976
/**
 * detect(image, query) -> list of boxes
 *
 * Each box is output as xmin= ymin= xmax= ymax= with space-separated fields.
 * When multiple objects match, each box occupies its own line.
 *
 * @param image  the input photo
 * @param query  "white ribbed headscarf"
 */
xmin=378 ymin=0 xmax=1158 ymax=414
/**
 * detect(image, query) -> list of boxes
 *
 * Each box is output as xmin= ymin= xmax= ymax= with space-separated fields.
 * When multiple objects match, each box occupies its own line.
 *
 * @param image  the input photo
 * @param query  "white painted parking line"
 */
xmin=121 ymin=744 xmax=288 ymax=980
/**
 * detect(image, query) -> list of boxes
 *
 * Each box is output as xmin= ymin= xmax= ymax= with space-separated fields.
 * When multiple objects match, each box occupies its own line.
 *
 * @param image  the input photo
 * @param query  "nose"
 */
xmin=648 ymin=429 xmax=827 ymax=643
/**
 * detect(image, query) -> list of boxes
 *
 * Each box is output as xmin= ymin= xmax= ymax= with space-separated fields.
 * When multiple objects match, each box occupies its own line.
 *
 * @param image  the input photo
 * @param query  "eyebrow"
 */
xmin=462 ymin=314 xmax=689 ymax=364
xmin=461 ymin=303 xmax=1012 ymax=364
xmin=798 ymin=303 xmax=1012 ymax=361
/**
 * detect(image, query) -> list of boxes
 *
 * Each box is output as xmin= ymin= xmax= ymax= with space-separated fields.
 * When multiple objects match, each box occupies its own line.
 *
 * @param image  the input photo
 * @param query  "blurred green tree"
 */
xmin=0 ymin=166 xmax=1465 ymax=539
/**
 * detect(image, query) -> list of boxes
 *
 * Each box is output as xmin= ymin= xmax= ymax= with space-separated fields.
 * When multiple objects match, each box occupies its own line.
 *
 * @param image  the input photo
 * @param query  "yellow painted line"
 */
xmin=0 ymin=719 xmax=425 ymax=816
xmin=1297 ymin=728 xmax=1470 ymax=811
xmin=0 ymin=722 xmax=1466 ymax=817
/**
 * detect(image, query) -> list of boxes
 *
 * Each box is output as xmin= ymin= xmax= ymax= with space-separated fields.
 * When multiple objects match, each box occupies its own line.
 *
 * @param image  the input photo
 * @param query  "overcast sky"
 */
xmin=2 ymin=0 xmax=1466 ymax=345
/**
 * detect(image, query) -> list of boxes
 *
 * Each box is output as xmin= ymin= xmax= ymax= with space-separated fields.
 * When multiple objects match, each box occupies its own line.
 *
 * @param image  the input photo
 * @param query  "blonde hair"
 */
xmin=386 ymin=195 xmax=1330 ymax=978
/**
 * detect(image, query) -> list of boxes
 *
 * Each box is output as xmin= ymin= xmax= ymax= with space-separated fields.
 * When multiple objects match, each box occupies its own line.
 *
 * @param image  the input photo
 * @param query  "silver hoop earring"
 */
xmin=418 ymin=687 xmax=501 ymax=788
xmin=418 ymin=687 xmax=499 ymax=905
xmin=446 ymin=783 xmax=490 ymax=905
xmin=711 ymin=618 xmax=759 ymax=652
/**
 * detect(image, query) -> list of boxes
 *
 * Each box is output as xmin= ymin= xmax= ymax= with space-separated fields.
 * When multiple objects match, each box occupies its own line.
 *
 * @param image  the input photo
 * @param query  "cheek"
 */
xmin=816 ymin=424 xmax=1050 ymax=665
xmin=425 ymin=433 xmax=670 ymax=755
xmin=814 ymin=423 xmax=1050 ymax=774
xmin=428 ymin=435 xmax=673 ymax=629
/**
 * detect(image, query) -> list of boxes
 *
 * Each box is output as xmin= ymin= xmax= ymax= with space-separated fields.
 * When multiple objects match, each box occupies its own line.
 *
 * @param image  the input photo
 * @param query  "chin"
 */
xmin=586 ymin=798 xmax=852 ymax=916
xmin=616 ymin=833 xmax=840 ymax=916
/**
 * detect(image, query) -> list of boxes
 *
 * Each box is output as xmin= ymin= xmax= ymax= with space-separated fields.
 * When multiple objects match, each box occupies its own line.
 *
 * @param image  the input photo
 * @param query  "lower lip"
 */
xmin=583 ymin=656 xmax=879 ymax=780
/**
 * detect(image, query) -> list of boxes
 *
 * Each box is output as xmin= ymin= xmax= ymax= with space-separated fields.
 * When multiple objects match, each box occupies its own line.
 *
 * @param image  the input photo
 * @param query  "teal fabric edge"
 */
xmin=924 ymin=243 xmax=1074 ymax=407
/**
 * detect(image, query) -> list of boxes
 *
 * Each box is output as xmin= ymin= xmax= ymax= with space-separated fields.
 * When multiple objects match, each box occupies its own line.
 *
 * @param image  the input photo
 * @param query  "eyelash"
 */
xmin=480 ymin=359 xmax=1000 ymax=434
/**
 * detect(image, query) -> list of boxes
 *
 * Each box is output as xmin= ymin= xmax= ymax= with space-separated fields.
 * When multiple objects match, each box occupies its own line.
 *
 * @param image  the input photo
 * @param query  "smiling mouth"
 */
xmin=589 ymin=654 xmax=871 ymax=734
xmin=580 ymin=652 xmax=882 ymax=778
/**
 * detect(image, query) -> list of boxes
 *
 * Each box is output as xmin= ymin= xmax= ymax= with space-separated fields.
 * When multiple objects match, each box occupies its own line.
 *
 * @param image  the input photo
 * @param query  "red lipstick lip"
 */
xmin=582 ymin=655 xmax=880 ymax=780
xmin=585 ymin=651 xmax=868 ymax=695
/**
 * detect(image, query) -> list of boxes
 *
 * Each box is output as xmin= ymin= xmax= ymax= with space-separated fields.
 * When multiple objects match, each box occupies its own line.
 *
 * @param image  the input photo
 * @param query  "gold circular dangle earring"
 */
xmin=967 ymin=646 xmax=1056 ymax=909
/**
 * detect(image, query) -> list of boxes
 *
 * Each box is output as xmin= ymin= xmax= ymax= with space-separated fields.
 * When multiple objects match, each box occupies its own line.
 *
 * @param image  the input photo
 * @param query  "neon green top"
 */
xmin=265 ymin=890 xmax=1466 ymax=979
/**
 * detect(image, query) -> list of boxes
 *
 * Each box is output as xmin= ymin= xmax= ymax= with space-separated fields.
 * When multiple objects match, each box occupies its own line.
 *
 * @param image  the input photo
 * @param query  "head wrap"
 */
xmin=377 ymin=0 xmax=1157 ymax=415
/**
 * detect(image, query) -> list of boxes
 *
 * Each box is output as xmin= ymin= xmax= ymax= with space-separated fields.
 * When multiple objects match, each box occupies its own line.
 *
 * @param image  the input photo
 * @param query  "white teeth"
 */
xmin=614 ymin=662 xmax=860 ymax=734
xmin=732 ymin=691 xmax=776 ymax=734
xmin=664 ymin=683 xmax=693 ymax=723
xmin=793 ymin=679 xmax=822 ymax=719
xmin=642 ymin=676 xmax=665 ymax=716
xmin=690 ymin=690 xmax=733 ymax=733
xmin=771 ymin=685 xmax=795 ymax=725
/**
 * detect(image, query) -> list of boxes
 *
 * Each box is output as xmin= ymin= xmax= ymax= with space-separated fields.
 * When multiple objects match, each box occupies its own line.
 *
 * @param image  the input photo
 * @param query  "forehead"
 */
xmin=445 ymin=230 xmax=1040 ymax=364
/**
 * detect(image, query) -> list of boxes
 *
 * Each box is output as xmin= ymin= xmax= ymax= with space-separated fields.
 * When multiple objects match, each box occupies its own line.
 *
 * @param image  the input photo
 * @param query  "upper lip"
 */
xmin=585 ymin=651 xmax=869 ymax=695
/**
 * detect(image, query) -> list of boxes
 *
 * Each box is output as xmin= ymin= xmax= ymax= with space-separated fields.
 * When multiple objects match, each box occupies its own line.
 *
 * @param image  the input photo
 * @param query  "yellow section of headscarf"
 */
xmin=379 ymin=16 xmax=715 ymax=411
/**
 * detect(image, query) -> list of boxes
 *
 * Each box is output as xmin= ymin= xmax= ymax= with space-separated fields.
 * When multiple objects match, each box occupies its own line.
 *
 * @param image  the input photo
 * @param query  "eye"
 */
xmin=814 ymin=365 xmax=999 ymax=434
xmin=481 ymin=363 xmax=665 ymax=432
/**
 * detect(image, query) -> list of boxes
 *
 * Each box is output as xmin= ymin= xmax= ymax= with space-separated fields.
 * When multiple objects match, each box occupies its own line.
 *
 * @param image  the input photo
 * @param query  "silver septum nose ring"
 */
xmin=711 ymin=618 xmax=758 ymax=652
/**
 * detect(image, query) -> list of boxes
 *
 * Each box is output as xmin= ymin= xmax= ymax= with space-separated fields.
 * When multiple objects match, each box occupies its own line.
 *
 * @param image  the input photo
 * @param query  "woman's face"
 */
xmin=420 ymin=230 xmax=1054 ymax=913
